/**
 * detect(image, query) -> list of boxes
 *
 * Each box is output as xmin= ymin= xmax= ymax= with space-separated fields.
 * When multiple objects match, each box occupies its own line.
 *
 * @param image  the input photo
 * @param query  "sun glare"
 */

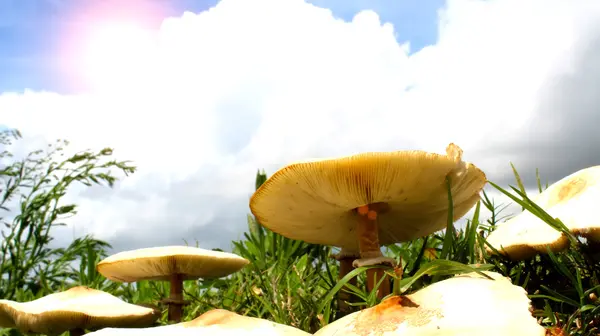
xmin=81 ymin=22 xmax=157 ymax=92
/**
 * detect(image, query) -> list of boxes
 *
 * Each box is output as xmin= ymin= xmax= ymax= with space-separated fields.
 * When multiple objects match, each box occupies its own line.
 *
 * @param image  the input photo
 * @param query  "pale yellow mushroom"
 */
xmin=486 ymin=165 xmax=600 ymax=260
xmin=86 ymin=308 xmax=311 ymax=336
xmin=97 ymin=245 xmax=249 ymax=322
xmin=314 ymin=271 xmax=545 ymax=336
xmin=250 ymin=143 xmax=486 ymax=299
xmin=0 ymin=286 xmax=159 ymax=336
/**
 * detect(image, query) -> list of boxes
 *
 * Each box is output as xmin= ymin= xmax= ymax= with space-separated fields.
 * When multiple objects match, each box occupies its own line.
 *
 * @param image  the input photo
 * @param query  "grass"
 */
xmin=0 ymin=129 xmax=599 ymax=335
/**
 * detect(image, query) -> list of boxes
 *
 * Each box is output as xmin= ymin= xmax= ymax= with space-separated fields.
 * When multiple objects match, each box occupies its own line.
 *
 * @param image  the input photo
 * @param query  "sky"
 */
xmin=1 ymin=0 xmax=600 ymax=253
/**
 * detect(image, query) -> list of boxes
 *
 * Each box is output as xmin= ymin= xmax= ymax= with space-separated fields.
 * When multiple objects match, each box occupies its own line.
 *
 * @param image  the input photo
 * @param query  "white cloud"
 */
xmin=1 ymin=0 xmax=600 ymax=251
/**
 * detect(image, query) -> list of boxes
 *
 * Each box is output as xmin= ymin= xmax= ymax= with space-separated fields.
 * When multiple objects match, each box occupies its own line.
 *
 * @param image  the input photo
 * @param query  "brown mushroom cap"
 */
xmin=249 ymin=143 xmax=486 ymax=250
xmin=314 ymin=271 xmax=545 ymax=336
xmin=486 ymin=165 xmax=600 ymax=260
xmin=0 ymin=286 xmax=159 ymax=336
xmin=86 ymin=309 xmax=311 ymax=335
xmin=97 ymin=246 xmax=250 ymax=282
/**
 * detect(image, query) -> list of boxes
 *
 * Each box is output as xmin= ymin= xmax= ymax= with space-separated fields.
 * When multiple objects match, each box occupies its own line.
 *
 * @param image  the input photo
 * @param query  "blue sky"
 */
xmin=0 ymin=0 xmax=443 ymax=93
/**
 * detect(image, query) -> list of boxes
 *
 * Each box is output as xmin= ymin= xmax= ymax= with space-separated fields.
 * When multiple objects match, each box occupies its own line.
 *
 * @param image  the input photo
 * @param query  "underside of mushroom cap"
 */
xmin=486 ymin=165 xmax=600 ymax=260
xmin=250 ymin=143 xmax=487 ymax=250
xmin=314 ymin=271 xmax=545 ymax=336
xmin=0 ymin=286 xmax=159 ymax=335
xmin=86 ymin=309 xmax=312 ymax=336
xmin=97 ymin=245 xmax=250 ymax=282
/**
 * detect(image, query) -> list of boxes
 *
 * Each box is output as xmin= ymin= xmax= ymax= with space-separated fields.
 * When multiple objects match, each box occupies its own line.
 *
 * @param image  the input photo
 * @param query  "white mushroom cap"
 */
xmin=486 ymin=165 xmax=600 ymax=260
xmin=485 ymin=210 xmax=568 ymax=260
xmin=250 ymin=143 xmax=486 ymax=250
xmin=97 ymin=246 xmax=250 ymax=282
xmin=314 ymin=271 xmax=545 ymax=336
xmin=0 ymin=286 xmax=159 ymax=335
xmin=86 ymin=309 xmax=311 ymax=336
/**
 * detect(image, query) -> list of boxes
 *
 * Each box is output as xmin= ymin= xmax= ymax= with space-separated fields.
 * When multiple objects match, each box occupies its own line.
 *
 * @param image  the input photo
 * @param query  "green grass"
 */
xmin=0 ymin=129 xmax=599 ymax=335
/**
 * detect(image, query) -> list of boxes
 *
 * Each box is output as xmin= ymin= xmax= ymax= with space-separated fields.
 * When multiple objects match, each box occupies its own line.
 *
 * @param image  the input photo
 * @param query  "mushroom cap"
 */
xmin=249 ymin=143 xmax=486 ymax=250
xmin=0 ymin=286 xmax=159 ymax=336
xmin=486 ymin=165 xmax=600 ymax=260
xmin=314 ymin=271 xmax=545 ymax=336
xmin=97 ymin=246 xmax=250 ymax=282
xmin=86 ymin=309 xmax=311 ymax=336
xmin=484 ymin=211 xmax=569 ymax=261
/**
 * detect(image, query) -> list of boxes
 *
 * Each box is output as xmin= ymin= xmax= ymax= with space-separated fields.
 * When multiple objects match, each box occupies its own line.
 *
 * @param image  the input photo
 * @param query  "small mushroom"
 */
xmin=486 ymin=165 xmax=600 ymax=260
xmin=96 ymin=246 xmax=249 ymax=322
xmin=86 ymin=308 xmax=311 ymax=335
xmin=313 ymin=271 xmax=545 ymax=336
xmin=0 ymin=286 xmax=159 ymax=336
xmin=250 ymin=143 xmax=486 ymax=298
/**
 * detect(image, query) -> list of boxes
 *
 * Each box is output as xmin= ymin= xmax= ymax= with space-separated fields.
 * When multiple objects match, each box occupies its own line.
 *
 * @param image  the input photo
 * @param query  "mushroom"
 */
xmin=485 ymin=213 xmax=568 ymax=261
xmin=486 ymin=165 xmax=600 ymax=260
xmin=96 ymin=245 xmax=250 ymax=322
xmin=313 ymin=271 xmax=546 ymax=336
xmin=249 ymin=143 xmax=486 ymax=299
xmin=0 ymin=286 xmax=159 ymax=336
xmin=86 ymin=308 xmax=311 ymax=335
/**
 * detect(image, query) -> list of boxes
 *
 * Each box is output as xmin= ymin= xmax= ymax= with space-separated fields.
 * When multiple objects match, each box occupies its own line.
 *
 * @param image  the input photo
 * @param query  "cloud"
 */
xmin=2 ymin=0 xmax=600 ymax=253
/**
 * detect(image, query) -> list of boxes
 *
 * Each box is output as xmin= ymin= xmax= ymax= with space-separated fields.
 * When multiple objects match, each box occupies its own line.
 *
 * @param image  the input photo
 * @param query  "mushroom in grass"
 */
xmin=97 ymin=246 xmax=249 ymax=322
xmin=0 ymin=286 xmax=159 ymax=336
xmin=486 ymin=165 xmax=600 ymax=261
xmin=250 ymin=143 xmax=486 ymax=299
xmin=86 ymin=308 xmax=311 ymax=336
xmin=313 ymin=271 xmax=546 ymax=336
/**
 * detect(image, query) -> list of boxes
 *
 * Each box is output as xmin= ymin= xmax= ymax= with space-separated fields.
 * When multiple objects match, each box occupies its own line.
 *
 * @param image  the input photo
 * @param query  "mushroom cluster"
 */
xmin=1 ymin=142 xmax=554 ymax=335
xmin=0 ymin=246 xmax=250 ymax=335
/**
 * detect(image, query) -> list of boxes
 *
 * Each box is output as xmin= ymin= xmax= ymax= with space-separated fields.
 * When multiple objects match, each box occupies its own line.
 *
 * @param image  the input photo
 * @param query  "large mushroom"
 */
xmin=250 ymin=143 xmax=486 ymax=299
xmin=86 ymin=308 xmax=311 ymax=335
xmin=486 ymin=165 xmax=600 ymax=260
xmin=0 ymin=286 xmax=159 ymax=336
xmin=96 ymin=245 xmax=249 ymax=322
xmin=313 ymin=271 xmax=546 ymax=336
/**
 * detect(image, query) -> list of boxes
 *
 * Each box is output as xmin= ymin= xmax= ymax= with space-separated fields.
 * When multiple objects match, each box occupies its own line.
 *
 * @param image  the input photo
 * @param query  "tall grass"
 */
xmin=0 ymin=129 xmax=598 ymax=335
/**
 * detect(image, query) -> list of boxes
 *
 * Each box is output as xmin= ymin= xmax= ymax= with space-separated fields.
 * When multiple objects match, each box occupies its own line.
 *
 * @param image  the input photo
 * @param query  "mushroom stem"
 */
xmin=356 ymin=205 xmax=391 ymax=300
xmin=333 ymin=252 xmax=359 ymax=314
xmin=70 ymin=328 xmax=86 ymax=336
xmin=168 ymin=273 xmax=184 ymax=322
